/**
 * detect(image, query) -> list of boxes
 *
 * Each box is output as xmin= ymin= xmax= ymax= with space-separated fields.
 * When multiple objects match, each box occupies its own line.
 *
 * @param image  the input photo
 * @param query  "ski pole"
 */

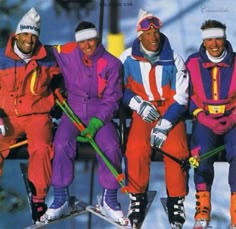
xmin=0 ymin=140 xmax=28 ymax=159
xmin=9 ymin=139 xmax=28 ymax=150
xmin=154 ymin=146 xmax=190 ymax=171
xmin=55 ymin=99 xmax=127 ymax=193
xmin=54 ymin=90 xmax=128 ymax=193
xmin=189 ymin=145 xmax=225 ymax=168
xmin=155 ymin=144 xmax=225 ymax=170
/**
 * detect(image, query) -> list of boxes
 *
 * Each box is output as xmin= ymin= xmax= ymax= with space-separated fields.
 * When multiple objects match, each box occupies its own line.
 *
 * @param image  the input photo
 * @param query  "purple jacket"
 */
xmin=53 ymin=42 xmax=123 ymax=123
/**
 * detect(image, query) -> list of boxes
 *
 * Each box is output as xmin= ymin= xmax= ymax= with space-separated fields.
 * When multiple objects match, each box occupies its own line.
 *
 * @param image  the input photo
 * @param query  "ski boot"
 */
xmin=98 ymin=189 xmax=128 ymax=225
xmin=167 ymin=196 xmax=185 ymax=229
xmin=31 ymin=196 xmax=47 ymax=224
xmin=127 ymin=192 xmax=147 ymax=228
xmin=45 ymin=187 xmax=72 ymax=221
xmin=230 ymin=193 xmax=236 ymax=229
xmin=193 ymin=191 xmax=211 ymax=229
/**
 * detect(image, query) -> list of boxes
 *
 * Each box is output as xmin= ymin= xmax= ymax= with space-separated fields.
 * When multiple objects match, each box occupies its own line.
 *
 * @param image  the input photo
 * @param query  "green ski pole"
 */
xmin=54 ymin=90 xmax=128 ymax=193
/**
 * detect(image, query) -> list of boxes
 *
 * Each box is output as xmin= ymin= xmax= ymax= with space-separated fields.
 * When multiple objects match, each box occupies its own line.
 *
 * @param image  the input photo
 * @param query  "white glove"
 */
xmin=150 ymin=118 xmax=172 ymax=148
xmin=0 ymin=117 xmax=6 ymax=136
xmin=129 ymin=96 xmax=160 ymax=123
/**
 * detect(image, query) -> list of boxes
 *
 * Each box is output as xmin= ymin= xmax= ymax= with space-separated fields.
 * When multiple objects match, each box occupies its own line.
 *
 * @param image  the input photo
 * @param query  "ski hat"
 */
xmin=15 ymin=8 xmax=40 ymax=37
xmin=136 ymin=8 xmax=162 ymax=37
xmin=75 ymin=21 xmax=98 ymax=42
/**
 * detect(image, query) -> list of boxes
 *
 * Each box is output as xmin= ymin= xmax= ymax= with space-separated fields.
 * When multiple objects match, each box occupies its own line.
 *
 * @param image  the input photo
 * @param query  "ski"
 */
xmin=24 ymin=197 xmax=87 ymax=229
xmin=86 ymin=203 xmax=131 ymax=229
xmin=20 ymin=163 xmax=88 ymax=229
xmin=86 ymin=190 xmax=157 ymax=229
xmin=139 ymin=190 xmax=157 ymax=228
xmin=160 ymin=197 xmax=168 ymax=216
xmin=20 ymin=162 xmax=32 ymax=213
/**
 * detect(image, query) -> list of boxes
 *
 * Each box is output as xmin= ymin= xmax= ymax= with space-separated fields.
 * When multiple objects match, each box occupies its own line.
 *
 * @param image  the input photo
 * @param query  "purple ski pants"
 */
xmin=51 ymin=115 xmax=122 ymax=190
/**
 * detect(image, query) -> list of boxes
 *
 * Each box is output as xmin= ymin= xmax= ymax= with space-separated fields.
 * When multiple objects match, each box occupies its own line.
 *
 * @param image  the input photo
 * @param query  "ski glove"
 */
xmin=129 ymin=96 xmax=160 ymax=123
xmin=150 ymin=118 xmax=172 ymax=148
xmin=80 ymin=117 xmax=103 ymax=139
xmin=197 ymin=112 xmax=222 ymax=130
xmin=213 ymin=113 xmax=236 ymax=135
xmin=0 ymin=118 xmax=6 ymax=136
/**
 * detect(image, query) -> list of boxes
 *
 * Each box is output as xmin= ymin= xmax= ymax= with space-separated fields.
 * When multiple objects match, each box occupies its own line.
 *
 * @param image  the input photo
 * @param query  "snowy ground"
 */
xmin=0 ymin=159 xmax=231 ymax=229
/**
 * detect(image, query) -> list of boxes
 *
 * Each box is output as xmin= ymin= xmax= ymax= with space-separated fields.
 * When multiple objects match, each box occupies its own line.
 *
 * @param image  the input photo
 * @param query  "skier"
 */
xmin=0 ymin=8 xmax=61 ymax=223
xmin=119 ymin=8 xmax=190 ymax=229
xmin=44 ymin=21 xmax=126 ymax=224
xmin=186 ymin=19 xmax=236 ymax=229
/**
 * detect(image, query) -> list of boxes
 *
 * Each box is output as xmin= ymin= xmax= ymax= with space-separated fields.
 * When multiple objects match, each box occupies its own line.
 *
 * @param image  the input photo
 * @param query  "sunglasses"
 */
xmin=137 ymin=16 xmax=162 ymax=31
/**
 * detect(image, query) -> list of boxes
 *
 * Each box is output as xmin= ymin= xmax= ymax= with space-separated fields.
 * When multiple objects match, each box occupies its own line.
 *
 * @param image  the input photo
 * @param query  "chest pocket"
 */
xmin=29 ymin=68 xmax=52 ymax=96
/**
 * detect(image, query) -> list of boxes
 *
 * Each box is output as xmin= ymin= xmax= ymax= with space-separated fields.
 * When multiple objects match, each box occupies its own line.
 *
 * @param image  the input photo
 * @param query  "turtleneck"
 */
xmin=206 ymin=49 xmax=227 ymax=64
xmin=140 ymin=42 xmax=160 ymax=64
xmin=14 ymin=41 xmax=33 ymax=63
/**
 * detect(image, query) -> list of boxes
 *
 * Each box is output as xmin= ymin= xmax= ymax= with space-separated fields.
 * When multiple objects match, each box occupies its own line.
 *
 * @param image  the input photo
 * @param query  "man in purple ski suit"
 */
xmin=45 ymin=21 xmax=126 ymax=224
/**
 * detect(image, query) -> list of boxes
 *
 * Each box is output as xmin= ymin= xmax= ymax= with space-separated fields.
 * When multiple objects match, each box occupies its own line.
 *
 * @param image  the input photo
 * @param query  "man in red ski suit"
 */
xmin=0 ymin=8 xmax=60 ymax=223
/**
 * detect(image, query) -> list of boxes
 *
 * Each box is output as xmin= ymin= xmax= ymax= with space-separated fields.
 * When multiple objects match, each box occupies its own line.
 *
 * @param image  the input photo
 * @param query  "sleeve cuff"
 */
xmin=193 ymin=108 xmax=203 ymax=117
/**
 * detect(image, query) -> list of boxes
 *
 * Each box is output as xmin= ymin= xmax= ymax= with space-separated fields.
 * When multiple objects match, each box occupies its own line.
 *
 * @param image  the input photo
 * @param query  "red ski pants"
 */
xmin=0 ymin=114 xmax=53 ymax=198
xmin=125 ymin=114 xmax=189 ymax=197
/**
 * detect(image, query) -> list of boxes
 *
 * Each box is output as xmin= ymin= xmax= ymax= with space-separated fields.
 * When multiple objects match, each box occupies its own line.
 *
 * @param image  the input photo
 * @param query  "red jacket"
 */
xmin=0 ymin=34 xmax=60 ymax=117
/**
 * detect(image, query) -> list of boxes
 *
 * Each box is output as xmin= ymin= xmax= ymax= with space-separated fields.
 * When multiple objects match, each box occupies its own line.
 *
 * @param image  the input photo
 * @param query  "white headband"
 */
xmin=202 ymin=28 xmax=225 ymax=39
xmin=75 ymin=28 xmax=98 ymax=42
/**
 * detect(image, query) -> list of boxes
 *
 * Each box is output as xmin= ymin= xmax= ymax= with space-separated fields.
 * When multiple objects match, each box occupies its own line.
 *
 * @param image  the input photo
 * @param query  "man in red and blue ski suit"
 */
xmin=120 ymin=8 xmax=189 ymax=229
xmin=0 ymin=8 xmax=61 ymax=223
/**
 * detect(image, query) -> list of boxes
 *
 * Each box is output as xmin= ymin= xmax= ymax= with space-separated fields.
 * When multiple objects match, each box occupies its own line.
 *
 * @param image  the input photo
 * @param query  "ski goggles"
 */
xmin=137 ymin=16 xmax=162 ymax=32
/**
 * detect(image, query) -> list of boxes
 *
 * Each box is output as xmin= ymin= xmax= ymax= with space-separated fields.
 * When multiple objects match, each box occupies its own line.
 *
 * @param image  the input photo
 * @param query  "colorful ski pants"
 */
xmin=191 ymin=122 xmax=236 ymax=192
xmin=125 ymin=113 xmax=189 ymax=197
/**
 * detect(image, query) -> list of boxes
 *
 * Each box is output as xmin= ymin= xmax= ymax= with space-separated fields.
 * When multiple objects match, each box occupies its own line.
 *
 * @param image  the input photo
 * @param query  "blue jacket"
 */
xmin=120 ymin=33 xmax=189 ymax=125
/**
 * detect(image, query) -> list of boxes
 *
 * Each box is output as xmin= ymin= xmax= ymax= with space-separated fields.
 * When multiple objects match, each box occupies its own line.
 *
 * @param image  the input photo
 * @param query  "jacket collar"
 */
xmin=131 ymin=33 xmax=174 ymax=65
xmin=199 ymin=40 xmax=234 ymax=68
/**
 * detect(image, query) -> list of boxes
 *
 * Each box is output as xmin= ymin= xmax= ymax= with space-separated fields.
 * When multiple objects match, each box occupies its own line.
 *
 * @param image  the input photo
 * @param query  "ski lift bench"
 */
xmin=5 ymin=105 xmax=226 ymax=228
xmin=6 ymin=104 xmax=227 ymax=182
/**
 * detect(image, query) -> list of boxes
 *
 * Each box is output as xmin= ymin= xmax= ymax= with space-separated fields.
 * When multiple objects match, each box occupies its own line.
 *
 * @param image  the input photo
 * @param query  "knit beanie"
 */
xmin=75 ymin=21 xmax=98 ymax=42
xmin=136 ymin=8 xmax=153 ymax=37
xmin=15 ymin=8 xmax=40 ymax=36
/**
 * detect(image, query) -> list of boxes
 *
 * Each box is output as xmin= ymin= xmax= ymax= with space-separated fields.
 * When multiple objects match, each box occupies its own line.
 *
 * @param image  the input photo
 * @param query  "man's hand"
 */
xmin=150 ymin=118 xmax=172 ymax=148
xmin=80 ymin=117 xmax=103 ymax=139
xmin=197 ymin=112 xmax=236 ymax=135
xmin=197 ymin=112 xmax=221 ymax=129
xmin=129 ymin=96 xmax=160 ymax=123
xmin=0 ymin=118 xmax=6 ymax=136
xmin=213 ymin=113 xmax=236 ymax=135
